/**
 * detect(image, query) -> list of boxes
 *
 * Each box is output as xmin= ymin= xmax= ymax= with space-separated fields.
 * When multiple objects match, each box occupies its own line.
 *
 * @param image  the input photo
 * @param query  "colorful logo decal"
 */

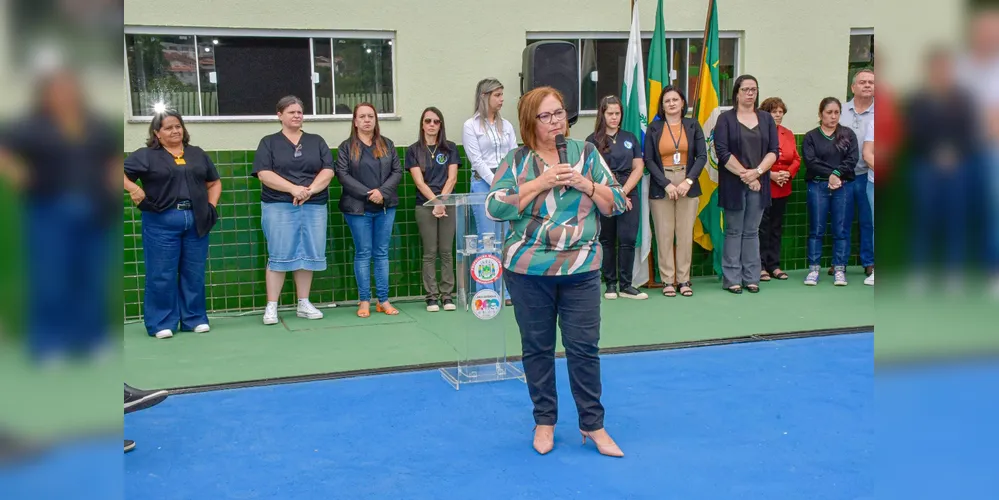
xmin=623 ymin=140 xmax=633 ymax=149
xmin=435 ymin=153 xmax=448 ymax=165
xmin=471 ymin=254 xmax=502 ymax=284
xmin=471 ymin=289 xmax=502 ymax=320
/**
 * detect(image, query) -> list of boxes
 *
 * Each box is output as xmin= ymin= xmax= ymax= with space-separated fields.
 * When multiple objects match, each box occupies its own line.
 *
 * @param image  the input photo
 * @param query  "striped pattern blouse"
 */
xmin=485 ymin=138 xmax=627 ymax=276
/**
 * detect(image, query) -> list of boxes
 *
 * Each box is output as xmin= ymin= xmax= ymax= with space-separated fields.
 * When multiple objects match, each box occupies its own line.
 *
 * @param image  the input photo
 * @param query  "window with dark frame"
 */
xmin=527 ymin=35 xmax=739 ymax=113
xmin=126 ymin=32 xmax=395 ymax=117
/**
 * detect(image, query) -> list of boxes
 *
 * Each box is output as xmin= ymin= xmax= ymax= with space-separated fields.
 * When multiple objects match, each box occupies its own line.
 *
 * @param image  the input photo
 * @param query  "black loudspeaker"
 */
xmin=521 ymin=41 xmax=579 ymax=126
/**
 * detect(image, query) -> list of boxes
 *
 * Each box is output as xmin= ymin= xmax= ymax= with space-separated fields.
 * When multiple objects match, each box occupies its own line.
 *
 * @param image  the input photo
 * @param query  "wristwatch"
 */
xmin=756 ymin=167 xmax=764 ymax=175
xmin=684 ymin=178 xmax=694 ymax=186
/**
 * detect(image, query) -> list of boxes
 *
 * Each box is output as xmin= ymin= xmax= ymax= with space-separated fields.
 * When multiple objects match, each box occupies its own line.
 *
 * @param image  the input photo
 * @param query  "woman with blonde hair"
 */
xmin=462 ymin=78 xmax=518 ymax=304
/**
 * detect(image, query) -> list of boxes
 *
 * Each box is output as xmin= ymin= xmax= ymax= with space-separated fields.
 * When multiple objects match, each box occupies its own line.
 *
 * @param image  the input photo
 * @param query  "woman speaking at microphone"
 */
xmin=486 ymin=87 xmax=628 ymax=457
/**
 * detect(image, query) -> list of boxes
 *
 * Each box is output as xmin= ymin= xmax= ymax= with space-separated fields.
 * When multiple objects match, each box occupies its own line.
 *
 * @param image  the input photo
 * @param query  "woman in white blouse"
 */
xmin=462 ymin=78 xmax=519 ymax=303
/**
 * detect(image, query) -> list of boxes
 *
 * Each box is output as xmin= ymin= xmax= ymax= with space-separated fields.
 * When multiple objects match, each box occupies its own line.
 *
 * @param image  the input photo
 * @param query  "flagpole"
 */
xmin=690 ymin=0 xmax=714 ymax=117
xmin=633 ymin=0 xmax=658 ymax=289
xmin=631 ymin=0 xmax=659 ymax=290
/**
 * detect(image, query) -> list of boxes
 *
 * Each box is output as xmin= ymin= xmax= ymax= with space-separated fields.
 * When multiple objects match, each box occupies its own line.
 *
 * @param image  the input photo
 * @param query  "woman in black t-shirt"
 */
xmin=336 ymin=103 xmax=403 ymax=318
xmin=406 ymin=107 xmax=460 ymax=312
xmin=124 ymin=110 xmax=222 ymax=339
xmin=251 ymin=96 xmax=335 ymax=325
xmin=585 ymin=96 xmax=646 ymax=300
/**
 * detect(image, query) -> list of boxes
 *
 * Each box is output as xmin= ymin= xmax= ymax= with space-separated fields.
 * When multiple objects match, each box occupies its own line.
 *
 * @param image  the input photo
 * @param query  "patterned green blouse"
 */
xmin=485 ymin=138 xmax=628 ymax=276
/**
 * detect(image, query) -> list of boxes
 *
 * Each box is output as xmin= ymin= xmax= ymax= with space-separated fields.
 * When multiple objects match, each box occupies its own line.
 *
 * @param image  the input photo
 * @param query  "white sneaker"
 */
xmin=834 ymin=267 xmax=848 ymax=286
xmin=154 ymin=329 xmax=173 ymax=339
xmin=804 ymin=266 xmax=820 ymax=286
xmin=864 ymin=272 xmax=874 ymax=286
xmin=194 ymin=324 xmax=210 ymax=333
xmin=263 ymin=302 xmax=279 ymax=325
xmin=297 ymin=299 xmax=324 ymax=320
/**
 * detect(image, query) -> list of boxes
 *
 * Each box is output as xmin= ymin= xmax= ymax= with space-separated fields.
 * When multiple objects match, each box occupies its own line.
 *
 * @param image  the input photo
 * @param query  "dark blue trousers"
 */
xmin=25 ymin=195 xmax=112 ymax=361
xmin=504 ymin=269 xmax=605 ymax=432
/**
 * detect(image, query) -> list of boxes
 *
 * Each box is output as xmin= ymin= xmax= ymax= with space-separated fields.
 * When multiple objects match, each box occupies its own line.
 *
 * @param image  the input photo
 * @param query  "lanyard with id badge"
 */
xmin=666 ymin=123 xmax=684 ymax=166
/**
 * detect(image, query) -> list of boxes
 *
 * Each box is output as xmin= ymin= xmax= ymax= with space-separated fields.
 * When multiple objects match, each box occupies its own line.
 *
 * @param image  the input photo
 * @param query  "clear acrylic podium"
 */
xmin=424 ymin=193 xmax=525 ymax=390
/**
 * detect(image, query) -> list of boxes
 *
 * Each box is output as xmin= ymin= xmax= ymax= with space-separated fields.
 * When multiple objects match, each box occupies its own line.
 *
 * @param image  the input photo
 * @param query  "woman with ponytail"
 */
xmin=585 ymin=95 xmax=646 ymax=300
xmin=801 ymin=97 xmax=859 ymax=287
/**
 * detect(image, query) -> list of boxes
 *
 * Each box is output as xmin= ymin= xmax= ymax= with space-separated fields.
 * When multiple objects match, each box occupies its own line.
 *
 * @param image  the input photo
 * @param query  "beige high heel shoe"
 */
xmin=532 ymin=425 xmax=555 ymax=455
xmin=580 ymin=428 xmax=624 ymax=457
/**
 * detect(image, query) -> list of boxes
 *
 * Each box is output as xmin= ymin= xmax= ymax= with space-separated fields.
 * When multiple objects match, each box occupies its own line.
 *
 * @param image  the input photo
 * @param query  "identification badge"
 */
xmin=673 ymin=152 xmax=681 ymax=165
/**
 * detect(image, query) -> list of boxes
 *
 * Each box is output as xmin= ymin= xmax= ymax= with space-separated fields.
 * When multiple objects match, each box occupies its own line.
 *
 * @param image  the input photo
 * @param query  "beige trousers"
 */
xmin=649 ymin=168 xmax=699 ymax=284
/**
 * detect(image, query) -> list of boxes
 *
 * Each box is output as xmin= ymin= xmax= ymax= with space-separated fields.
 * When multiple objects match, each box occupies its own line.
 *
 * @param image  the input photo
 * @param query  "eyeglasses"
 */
xmin=536 ymin=108 xmax=567 ymax=124
xmin=740 ymin=87 xmax=759 ymax=94
xmin=294 ymin=143 xmax=303 ymax=158
xmin=423 ymin=118 xmax=441 ymax=125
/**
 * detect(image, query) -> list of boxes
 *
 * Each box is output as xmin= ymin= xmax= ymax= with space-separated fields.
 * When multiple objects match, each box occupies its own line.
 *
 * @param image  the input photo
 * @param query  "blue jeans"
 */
xmin=471 ymin=178 xmax=510 ymax=300
xmin=345 ymin=208 xmax=396 ymax=302
xmin=504 ymin=269 xmax=605 ymax=431
xmin=142 ymin=209 xmax=210 ymax=336
xmin=867 ymin=171 xmax=874 ymax=223
xmin=807 ymin=181 xmax=849 ymax=267
xmin=911 ymin=161 xmax=970 ymax=269
xmin=25 ymin=196 xmax=112 ymax=360
xmin=844 ymin=174 xmax=875 ymax=267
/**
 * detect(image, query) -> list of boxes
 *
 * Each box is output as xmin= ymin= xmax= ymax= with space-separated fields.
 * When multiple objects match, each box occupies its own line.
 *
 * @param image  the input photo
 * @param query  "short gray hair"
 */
xmin=474 ymin=78 xmax=505 ymax=135
xmin=852 ymin=68 xmax=875 ymax=84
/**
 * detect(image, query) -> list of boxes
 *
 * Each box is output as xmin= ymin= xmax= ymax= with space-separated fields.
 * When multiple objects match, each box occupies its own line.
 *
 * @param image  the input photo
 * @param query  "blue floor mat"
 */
xmin=125 ymin=333 xmax=873 ymax=499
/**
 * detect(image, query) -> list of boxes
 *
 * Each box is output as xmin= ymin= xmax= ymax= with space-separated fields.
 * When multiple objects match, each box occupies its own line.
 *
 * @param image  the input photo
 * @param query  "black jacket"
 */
xmin=335 ymin=137 xmax=402 ymax=215
xmin=802 ymin=127 xmax=859 ymax=182
xmin=714 ymin=109 xmax=780 ymax=210
xmin=643 ymin=117 xmax=707 ymax=200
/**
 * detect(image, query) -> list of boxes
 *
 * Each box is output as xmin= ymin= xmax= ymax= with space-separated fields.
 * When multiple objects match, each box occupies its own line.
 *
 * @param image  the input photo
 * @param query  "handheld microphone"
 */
xmin=555 ymin=134 xmax=568 ymax=164
xmin=555 ymin=134 xmax=568 ymax=194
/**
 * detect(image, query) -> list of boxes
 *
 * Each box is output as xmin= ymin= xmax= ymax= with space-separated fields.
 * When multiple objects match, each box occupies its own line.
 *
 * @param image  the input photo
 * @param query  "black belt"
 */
xmin=175 ymin=200 xmax=192 ymax=210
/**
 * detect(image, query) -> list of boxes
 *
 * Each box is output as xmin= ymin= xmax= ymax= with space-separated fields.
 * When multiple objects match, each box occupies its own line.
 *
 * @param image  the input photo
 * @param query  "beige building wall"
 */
xmin=123 ymin=0 xmax=876 ymax=151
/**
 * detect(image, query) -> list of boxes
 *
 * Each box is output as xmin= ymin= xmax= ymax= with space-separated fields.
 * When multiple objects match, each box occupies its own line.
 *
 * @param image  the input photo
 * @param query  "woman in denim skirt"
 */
xmin=252 ymin=96 xmax=335 ymax=325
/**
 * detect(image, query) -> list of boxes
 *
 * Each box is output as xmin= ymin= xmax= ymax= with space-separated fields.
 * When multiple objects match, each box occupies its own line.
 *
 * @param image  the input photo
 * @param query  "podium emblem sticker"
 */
xmin=471 ymin=289 xmax=502 ymax=320
xmin=471 ymin=254 xmax=502 ymax=284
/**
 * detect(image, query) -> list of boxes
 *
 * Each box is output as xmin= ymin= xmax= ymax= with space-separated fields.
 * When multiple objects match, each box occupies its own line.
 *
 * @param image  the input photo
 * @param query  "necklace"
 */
xmin=165 ymin=146 xmax=186 ymax=165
